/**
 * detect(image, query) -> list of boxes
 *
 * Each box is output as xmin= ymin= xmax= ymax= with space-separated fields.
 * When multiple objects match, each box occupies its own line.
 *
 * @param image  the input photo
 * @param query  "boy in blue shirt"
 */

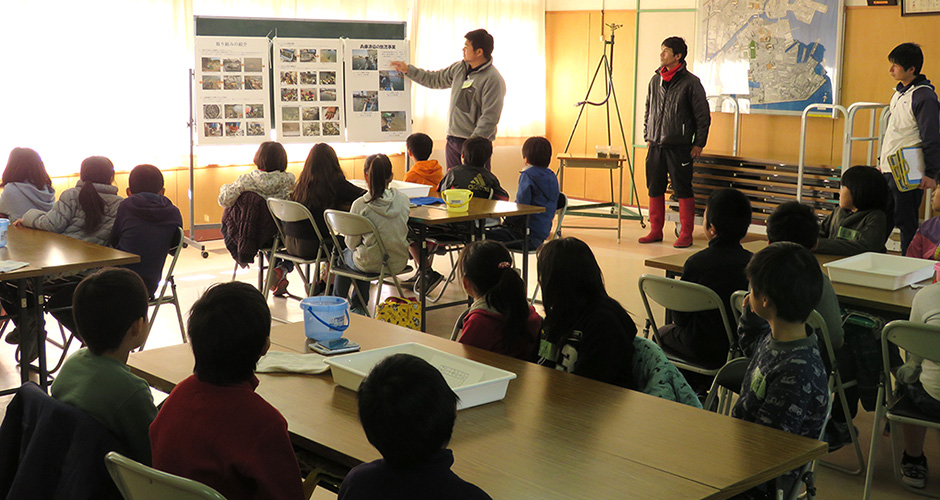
xmin=338 ymin=353 xmax=491 ymax=500
xmin=51 ymin=268 xmax=157 ymax=465
xmin=732 ymin=242 xmax=829 ymax=498
xmin=486 ymin=136 xmax=560 ymax=249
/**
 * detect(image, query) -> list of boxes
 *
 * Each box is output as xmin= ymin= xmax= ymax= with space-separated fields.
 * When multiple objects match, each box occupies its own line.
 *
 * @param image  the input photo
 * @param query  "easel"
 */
xmin=558 ymin=23 xmax=645 ymax=242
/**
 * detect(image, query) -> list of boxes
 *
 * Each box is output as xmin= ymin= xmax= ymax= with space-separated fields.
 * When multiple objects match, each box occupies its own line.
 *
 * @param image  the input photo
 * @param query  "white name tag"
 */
xmin=461 ymin=79 xmax=474 ymax=89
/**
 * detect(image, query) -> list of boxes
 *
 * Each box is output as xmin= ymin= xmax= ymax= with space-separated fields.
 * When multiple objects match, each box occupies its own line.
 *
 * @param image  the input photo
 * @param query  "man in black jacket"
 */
xmin=639 ymin=36 xmax=710 ymax=248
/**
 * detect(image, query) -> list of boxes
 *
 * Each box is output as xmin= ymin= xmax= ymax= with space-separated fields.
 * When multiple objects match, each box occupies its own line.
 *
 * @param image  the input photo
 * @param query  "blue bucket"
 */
xmin=300 ymin=296 xmax=349 ymax=341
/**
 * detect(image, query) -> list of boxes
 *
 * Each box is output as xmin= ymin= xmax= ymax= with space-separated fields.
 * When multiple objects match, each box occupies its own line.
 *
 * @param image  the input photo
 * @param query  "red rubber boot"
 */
xmin=674 ymin=197 xmax=695 ymax=248
xmin=638 ymin=196 xmax=665 ymax=244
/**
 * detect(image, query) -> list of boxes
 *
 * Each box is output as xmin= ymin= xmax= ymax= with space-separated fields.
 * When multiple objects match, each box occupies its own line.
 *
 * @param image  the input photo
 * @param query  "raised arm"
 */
xmin=401 ymin=60 xmax=462 ymax=90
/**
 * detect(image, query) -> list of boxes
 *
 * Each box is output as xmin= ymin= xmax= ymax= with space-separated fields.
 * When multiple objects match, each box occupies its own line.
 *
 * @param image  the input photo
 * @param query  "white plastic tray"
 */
xmin=323 ymin=343 xmax=517 ymax=410
xmin=350 ymin=179 xmax=431 ymax=199
xmin=823 ymin=252 xmax=935 ymax=290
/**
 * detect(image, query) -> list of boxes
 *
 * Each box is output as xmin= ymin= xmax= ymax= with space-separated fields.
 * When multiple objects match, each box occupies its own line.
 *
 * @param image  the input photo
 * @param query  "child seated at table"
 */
xmin=816 ymin=165 xmax=892 ymax=256
xmin=534 ymin=237 xmax=637 ymax=389
xmin=452 ymin=241 xmax=541 ymax=359
xmin=403 ymin=132 xmax=443 ymax=187
xmin=907 ymin=187 xmax=940 ymax=261
xmin=334 ymin=154 xmax=410 ymax=316
xmin=0 ymin=147 xmax=55 ymax=221
xmin=732 ymin=242 xmax=829 ymax=498
xmin=438 ymin=137 xmax=508 ymax=201
xmin=218 ymin=141 xmax=295 ymax=208
xmin=338 ymin=353 xmax=492 ymax=500
xmin=109 ymin=164 xmax=183 ymax=298
xmin=485 ymin=136 xmax=560 ymax=249
xmin=51 ymin=268 xmax=156 ymax=465
xmin=149 ymin=281 xmax=305 ymax=500
xmin=894 ymin=282 xmax=940 ymax=488
xmin=656 ymin=188 xmax=752 ymax=372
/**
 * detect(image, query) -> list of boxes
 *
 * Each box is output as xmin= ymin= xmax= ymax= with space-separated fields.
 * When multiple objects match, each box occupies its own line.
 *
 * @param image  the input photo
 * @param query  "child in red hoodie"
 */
xmin=452 ymin=240 xmax=541 ymax=360
xmin=403 ymin=133 xmax=443 ymax=187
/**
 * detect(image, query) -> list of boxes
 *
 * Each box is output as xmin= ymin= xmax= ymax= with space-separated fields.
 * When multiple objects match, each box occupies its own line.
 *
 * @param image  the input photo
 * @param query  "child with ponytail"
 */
xmin=334 ymin=154 xmax=410 ymax=315
xmin=17 ymin=156 xmax=122 ymax=246
xmin=453 ymin=241 xmax=541 ymax=359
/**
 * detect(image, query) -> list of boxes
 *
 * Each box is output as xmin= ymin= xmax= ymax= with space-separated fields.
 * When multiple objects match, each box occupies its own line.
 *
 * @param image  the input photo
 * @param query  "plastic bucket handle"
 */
xmin=301 ymin=302 xmax=350 ymax=332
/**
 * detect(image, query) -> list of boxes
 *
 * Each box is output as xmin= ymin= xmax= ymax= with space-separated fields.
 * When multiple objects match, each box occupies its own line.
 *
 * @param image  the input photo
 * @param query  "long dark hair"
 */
xmin=364 ymin=154 xmax=393 ymax=203
xmin=458 ymin=241 xmax=529 ymax=353
xmin=3 ymin=148 xmax=52 ymax=190
xmin=291 ymin=143 xmax=347 ymax=210
xmin=78 ymin=156 xmax=114 ymax=233
xmin=538 ymin=237 xmax=624 ymax=344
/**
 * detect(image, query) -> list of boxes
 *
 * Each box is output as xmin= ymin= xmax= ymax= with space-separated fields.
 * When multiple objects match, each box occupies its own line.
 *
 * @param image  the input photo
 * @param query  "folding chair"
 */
xmin=703 ymin=356 xmax=749 ymax=414
xmin=730 ymin=289 xmax=747 ymax=326
xmin=105 ymin=451 xmax=227 ymax=500
xmin=638 ymin=273 xmax=738 ymax=377
xmin=139 ymin=226 xmax=186 ymax=351
xmin=323 ymin=209 xmax=408 ymax=317
xmin=514 ymin=192 xmax=567 ymax=305
xmin=221 ymin=191 xmax=276 ymax=291
xmin=264 ymin=198 xmax=330 ymax=299
xmin=863 ymin=320 xmax=940 ymax=499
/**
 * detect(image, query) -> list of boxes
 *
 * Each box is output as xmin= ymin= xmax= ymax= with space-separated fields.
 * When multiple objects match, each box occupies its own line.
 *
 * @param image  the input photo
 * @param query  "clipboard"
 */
xmin=887 ymin=147 xmax=925 ymax=192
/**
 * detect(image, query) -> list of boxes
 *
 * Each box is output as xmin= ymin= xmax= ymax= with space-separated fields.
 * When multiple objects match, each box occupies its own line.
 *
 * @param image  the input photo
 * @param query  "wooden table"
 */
xmin=409 ymin=198 xmax=544 ymax=330
xmin=0 ymin=226 xmax=139 ymax=393
xmin=129 ymin=315 xmax=826 ymax=500
xmin=643 ymin=240 xmax=925 ymax=315
xmin=556 ymin=153 xmax=639 ymax=242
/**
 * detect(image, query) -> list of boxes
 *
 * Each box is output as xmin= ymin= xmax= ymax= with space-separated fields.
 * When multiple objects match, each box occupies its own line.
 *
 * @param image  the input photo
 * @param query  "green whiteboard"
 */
xmin=194 ymin=16 xmax=407 ymax=40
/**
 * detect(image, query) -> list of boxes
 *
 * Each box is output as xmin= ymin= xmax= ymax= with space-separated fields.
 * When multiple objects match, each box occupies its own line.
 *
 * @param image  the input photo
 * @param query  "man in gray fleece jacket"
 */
xmin=392 ymin=29 xmax=506 ymax=170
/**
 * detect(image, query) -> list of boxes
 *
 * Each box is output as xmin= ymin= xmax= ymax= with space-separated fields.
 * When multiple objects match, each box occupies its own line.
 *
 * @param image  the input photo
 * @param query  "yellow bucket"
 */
xmin=442 ymin=189 xmax=473 ymax=213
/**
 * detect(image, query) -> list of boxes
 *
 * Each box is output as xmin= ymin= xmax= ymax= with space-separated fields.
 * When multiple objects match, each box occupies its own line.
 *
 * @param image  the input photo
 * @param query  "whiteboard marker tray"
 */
xmin=823 ymin=252 xmax=935 ymax=290
xmin=323 ymin=343 xmax=516 ymax=410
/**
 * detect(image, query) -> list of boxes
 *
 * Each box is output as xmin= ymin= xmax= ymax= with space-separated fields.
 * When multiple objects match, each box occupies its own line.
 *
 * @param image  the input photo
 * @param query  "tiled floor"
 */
xmin=0 ymin=216 xmax=936 ymax=499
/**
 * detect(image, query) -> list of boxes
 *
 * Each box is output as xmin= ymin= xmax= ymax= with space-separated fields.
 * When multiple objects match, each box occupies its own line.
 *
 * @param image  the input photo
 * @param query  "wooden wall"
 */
xmin=546 ymin=6 xmax=940 ymax=208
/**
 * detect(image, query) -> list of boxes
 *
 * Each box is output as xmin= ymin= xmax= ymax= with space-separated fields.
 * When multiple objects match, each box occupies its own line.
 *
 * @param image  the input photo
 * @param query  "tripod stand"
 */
xmin=559 ymin=23 xmax=645 ymax=240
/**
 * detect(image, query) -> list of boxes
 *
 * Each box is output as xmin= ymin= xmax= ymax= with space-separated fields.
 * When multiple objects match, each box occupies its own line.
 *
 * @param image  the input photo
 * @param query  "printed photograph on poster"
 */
xmin=273 ymin=37 xmax=345 ymax=143
xmin=344 ymin=39 xmax=412 ymax=142
xmin=195 ymin=36 xmax=271 ymax=145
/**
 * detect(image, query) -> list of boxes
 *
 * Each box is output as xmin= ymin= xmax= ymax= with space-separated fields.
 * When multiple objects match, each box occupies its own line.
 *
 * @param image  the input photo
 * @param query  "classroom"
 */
xmin=1 ymin=0 xmax=939 ymax=499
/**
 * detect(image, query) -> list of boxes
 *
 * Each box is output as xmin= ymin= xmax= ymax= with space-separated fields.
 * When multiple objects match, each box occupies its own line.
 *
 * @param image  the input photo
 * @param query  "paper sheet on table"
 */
xmin=0 ymin=261 xmax=29 ymax=273
xmin=256 ymin=351 xmax=330 ymax=375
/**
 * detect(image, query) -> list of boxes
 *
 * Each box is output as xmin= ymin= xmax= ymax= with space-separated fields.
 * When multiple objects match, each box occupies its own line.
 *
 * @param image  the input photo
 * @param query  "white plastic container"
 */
xmin=823 ymin=252 xmax=936 ymax=290
xmin=323 ymin=343 xmax=517 ymax=410
xmin=350 ymin=179 xmax=431 ymax=199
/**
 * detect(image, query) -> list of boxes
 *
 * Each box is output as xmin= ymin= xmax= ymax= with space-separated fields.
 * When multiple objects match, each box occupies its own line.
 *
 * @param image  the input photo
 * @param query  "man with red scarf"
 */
xmin=639 ymin=36 xmax=710 ymax=248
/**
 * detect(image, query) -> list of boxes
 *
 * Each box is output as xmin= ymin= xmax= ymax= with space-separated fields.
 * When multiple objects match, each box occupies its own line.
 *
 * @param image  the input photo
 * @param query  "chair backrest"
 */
xmin=703 ymin=357 xmax=750 ymax=413
xmin=729 ymin=290 xmax=747 ymax=326
xmin=154 ymin=226 xmax=185 ymax=300
xmin=267 ymin=198 xmax=325 ymax=240
xmin=105 ymin=452 xmax=227 ymax=500
xmin=551 ymin=193 xmax=568 ymax=239
xmin=882 ymin=320 xmax=940 ymax=379
xmin=638 ymin=274 xmax=735 ymax=347
xmin=323 ymin=209 xmax=389 ymax=262
xmin=806 ymin=309 xmax=837 ymax=369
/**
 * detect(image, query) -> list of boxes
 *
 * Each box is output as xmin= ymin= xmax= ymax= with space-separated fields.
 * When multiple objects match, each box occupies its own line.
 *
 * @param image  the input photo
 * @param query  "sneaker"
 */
xmin=414 ymin=271 xmax=444 ymax=295
xmin=901 ymin=453 xmax=928 ymax=489
xmin=270 ymin=266 xmax=289 ymax=296
xmin=825 ymin=420 xmax=855 ymax=453
xmin=4 ymin=327 xmax=20 ymax=345
xmin=350 ymin=305 xmax=370 ymax=316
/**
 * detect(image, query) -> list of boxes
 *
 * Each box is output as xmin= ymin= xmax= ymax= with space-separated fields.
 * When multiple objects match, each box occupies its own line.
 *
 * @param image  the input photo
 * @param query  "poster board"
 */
xmin=272 ymin=38 xmax=345 ymax=142
xmin=192 ymin=16 xmax=408 ymax=145
xmin=344 ymin=39 xmax=412 ymax=142
xmin=194 ymin=36 xmax=271 ymax=144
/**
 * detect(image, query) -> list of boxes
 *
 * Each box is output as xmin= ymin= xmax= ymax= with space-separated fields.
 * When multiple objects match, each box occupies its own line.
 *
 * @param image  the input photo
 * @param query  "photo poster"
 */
xmin=344 ymin=39 xmax=412 ymax=142
xmin=195 ymin=36 xmax=271 ymax=144
xmin=273 ymin=38 xmax=345 ymax=143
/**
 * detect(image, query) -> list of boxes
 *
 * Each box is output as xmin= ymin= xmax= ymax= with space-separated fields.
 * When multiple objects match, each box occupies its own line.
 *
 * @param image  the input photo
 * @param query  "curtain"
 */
xmin=0 ymin=0 xmax=544 ymax=176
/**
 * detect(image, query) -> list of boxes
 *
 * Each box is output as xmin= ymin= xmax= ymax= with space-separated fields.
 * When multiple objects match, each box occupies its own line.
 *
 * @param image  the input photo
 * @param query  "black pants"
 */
xmin=883 ymin=172 xmax=922 ymax=255
xmin=446 ymin=135 xmax=491 ymax=171
xmin=646 ymin=146 xmax=693 ymax=198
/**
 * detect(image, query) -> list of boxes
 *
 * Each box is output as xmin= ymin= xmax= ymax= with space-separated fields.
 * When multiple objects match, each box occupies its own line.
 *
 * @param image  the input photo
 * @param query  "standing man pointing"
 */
xmin=392 ymin=29 xmax=506 ymax=171
xmin=639 ymin=36 xmax=710 ymax=248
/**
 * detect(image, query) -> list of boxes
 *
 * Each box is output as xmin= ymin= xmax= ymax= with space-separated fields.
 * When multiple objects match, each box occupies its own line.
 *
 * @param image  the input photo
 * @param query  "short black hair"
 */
xmin=128 ymin=164 xmax=164 ymax=194
xmin=662 ymin=36 xmax=688 ymax=62
xmin=465 ymin=29 xmax=494 ymax=60
xmin=187 ymin=282 xmax=270 ymax=385
xmin=841 ymin=165 xmax=889 ymax=211
xmin=704 ymin=188 xmax=752 ymax=241
xmin=889 ymin=42 xmax=923 ymax=75
xmin=406 ymin=133 xmax=433 ymax=161
xmin=747 ymin=242 xmax=822 ymax=323
xmin=461 ymin=136 xmax=493 ymax=167
xmin=253 ymin=141 xmax=288 ymax=172
xmin=72 ymin=268 xmax=149 ymax=355
xmin=766 ymin=201 xmax=819 ymax=249
xmin=522 ymin=136 xmax=552 ymax=167
xmin=357 ymin=354 xmax=458 ymax=467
